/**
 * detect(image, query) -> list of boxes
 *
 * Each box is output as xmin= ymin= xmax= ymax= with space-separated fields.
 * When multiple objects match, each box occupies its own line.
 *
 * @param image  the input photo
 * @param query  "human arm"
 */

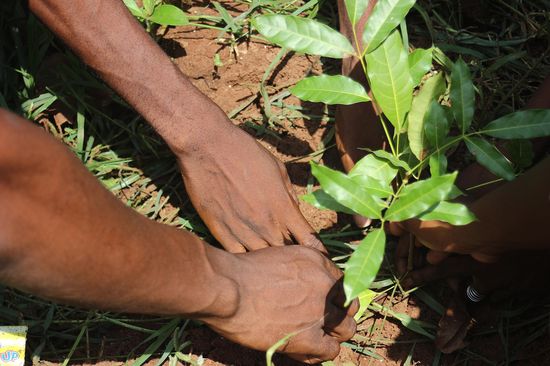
xmin=0 ymin=109 xmax=356 ymax=362
xmin=27 ymin=0 xmax=325 ymax=253
xmin=392 ymin=156 xmax=550 ymax=264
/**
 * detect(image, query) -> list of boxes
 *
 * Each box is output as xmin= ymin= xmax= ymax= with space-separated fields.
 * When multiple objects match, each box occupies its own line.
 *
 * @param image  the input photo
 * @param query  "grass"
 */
xmin=0 ymin=0 xmax=549 ymax=364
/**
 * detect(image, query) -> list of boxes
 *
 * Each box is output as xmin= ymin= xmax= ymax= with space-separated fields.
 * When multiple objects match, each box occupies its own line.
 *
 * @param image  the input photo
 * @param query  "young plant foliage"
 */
xmin=290 ymin=75 xmax=370 ymax=105
xmin=253 ymin=15 xmax=354 ymax=58
xmin=407 ymin=73 xmax=445 ymax=159
xmin=384 ymin=173 xmax=457 ymax=221
xmin=465 ymin=136 xmax=515 ymax=180
xmin=344 ymin=0 xmax=370 ymax=27
xmin=481 ymin=109 xmax=550 ymax=139
xmin=418 ymin=201 xmax=476 ymax=225
xmin=301 ymin=190 xmax=356 ymax=215
xmin=409 ymin=48 xmax=433 ymax=86
xmin=349 ymin=154 xmax=399 ymax=187
xmin=310 ymin=162 xmax=383 ymax=219
xmin=450 ymin=59 xmax=475 ymax=134
xmin=344 ymin=229 xmax=386 ymax=306
xmin=362 ymin=0 xmax=416 ymax=54
xmin=366 ymin=30 xmax=413 ymax=131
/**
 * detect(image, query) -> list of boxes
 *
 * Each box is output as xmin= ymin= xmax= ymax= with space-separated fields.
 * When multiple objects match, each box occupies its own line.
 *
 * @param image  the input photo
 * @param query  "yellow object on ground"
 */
xmin=0 ymin=326 xmax=27 ymax=366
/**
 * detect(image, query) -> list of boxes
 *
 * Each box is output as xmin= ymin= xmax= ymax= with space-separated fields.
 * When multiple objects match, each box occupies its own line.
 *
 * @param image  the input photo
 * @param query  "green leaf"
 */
xmin=350 ymin=175 xmax=393 ymax=198
xmin=123 ymin=0 xmax=144 ymax=17
xmin=384 ymin=173 xmax=457 ymax=221
xmin=465 ymin=136 xmax=515 ymax=180
xmin=369 ymin=149 xmax=411 ymax=171
xmin=149 ymin=5 xmax=188 ymax=26
xmin=481 ymin=109 xmax=550 ymax=139
xmin=142 ymin=0 xmax=155 ymax=16
xmin=290 ymin=75 xmax=370 ymax=105
xmin=301 ymin=190 xmax=356 ymax=215
xmin=344 ymin=229 xmax=386 ymax=305
xmin=310 ymin=162 xmax=383 ymax=219
xmin=409 ymin=48 xmax=433 ymax=86
xmin=418 ymin=201 xmax=476 ymax=225
xmin=345 ymin=0 xmax=370 ymax=27
xmin=253 ymin=14 xmax=354 ymax=58
xmin=350 ymin=154 xmax=398 ymax=186
xmin=354 ymin=289 xmax=378 ymax=321
xmin=428 ymin=153 xmax=447 ymax=176
xmin=450 ymin=58 xmax=475 ymax=134
xmin=506 ymin=139 xmax=534 ymax=170
xmin=362 ymin=0 xmax=416 ymax=54
xmin=366 ymin=30 xmax=413 ymax=130
xmin=424 ymin=101 xmax=450 ymax=149
xmin=407 ymin=73 xmax=445 ymax=159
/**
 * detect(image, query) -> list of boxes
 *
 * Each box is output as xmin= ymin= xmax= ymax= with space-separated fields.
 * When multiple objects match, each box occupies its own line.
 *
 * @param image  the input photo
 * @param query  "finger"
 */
xmin=353 ymin=214 xmax=371 ymax=228
xmin=287 ymin=331 xmax=341 ymax=364
xmin=209 ymin=224 xmax=247 ymax=253
xmin=346 ymin=298 xmax=360 ymax=318
xmin=324 ymin=305 xmax=356 ymax=342
xmin=287 ymin=217 xmax=328 ymax=255
xmin=395 ymin=234 xmax=412 ymax=276
xmin=426 ymin=249 xmax=451 ymax=265
xmin=471 ymin=252 xmax=500 ymax=263
xmin=407 ymin=256 xmax=481 ymax=287
xmin=326 ymin=278 xmax=357 ymax=316
xmin=387 ymin=221 xmax=405 ymax=236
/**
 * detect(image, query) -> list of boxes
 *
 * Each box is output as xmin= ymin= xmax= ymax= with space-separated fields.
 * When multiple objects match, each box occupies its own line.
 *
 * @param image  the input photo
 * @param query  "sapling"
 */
xmin=252 ymin=0 xmax=550 ymax=305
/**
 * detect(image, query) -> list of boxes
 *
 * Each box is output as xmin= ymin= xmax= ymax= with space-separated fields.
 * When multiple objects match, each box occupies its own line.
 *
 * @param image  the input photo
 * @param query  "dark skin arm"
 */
xmin=28 ymin=0 xmax=324 ymax=253
xmin=0 ymin=109 xmax=356 ymax=363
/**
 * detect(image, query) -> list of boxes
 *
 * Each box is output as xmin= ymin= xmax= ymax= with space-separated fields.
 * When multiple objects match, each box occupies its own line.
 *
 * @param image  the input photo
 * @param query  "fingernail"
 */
xmin=354 ymin=215 xmax=371 ymax=228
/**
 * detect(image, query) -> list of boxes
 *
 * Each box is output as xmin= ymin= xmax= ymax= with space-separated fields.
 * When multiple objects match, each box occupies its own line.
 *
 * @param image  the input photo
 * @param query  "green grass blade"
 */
xmin=266 ymin=332 xmax=296 ymax=366
xmin=366 ymin=30 xmax=413 ymax=131
xmin=253 ymin=14 xmax=354 ymax=58
xmin=131 ymin=318 xmax=180 ymax=366
xmin=418 ymin=201 xmax=476 ymax=225
xmin=310 ymin=162 xmax=383 ymax=219
xmin=362 ymin=0 xmax=416 ymax=54
xmin=407 ymin=73 xmax=445 ymax=159
xmin=409 ymin=48 xmax=433 ymax=86
xmin=481 ymin=109 xmax=550 ymax=139
xmin=450 ymin=58 xmax=475 ymax=134
xmin=290 ymin=75 xmax=370 ymax=105
xmin=344 ymin=229 xmax=386 ymax=305
xmin=384 ymin=173 xmax=457 ymax=221
xmin=465 ymin=136 xmax=515 ymax=180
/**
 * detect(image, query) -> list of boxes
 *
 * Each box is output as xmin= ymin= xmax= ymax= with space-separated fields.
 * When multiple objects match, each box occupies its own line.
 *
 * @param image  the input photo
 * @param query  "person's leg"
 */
xmin=335 ymin=0 xmax=386 ymax=174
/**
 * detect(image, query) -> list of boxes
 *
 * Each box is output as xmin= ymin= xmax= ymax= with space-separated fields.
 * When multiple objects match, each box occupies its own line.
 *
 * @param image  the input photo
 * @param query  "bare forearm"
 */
xmin=0 ymin=109 xmax=237 ymax=317
xmin=28 ymin=0 xmax=230 ymax=151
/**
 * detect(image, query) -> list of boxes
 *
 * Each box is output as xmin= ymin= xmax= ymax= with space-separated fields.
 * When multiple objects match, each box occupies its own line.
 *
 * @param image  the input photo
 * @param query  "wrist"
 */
xmin=189 ymin=243 xmax=240 ymax=320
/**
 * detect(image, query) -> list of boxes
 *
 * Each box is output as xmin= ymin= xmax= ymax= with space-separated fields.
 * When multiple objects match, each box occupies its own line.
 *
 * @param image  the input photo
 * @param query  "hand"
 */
xmin=177 ymin=122 xmax=325 ymax=253
xmin=202 ymin=246 xmax=358 ymax=363
xmin=394 ymin=233 xmax=550 ymax=296
xmin=388 ymin=220 xmax=500 ymax=264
